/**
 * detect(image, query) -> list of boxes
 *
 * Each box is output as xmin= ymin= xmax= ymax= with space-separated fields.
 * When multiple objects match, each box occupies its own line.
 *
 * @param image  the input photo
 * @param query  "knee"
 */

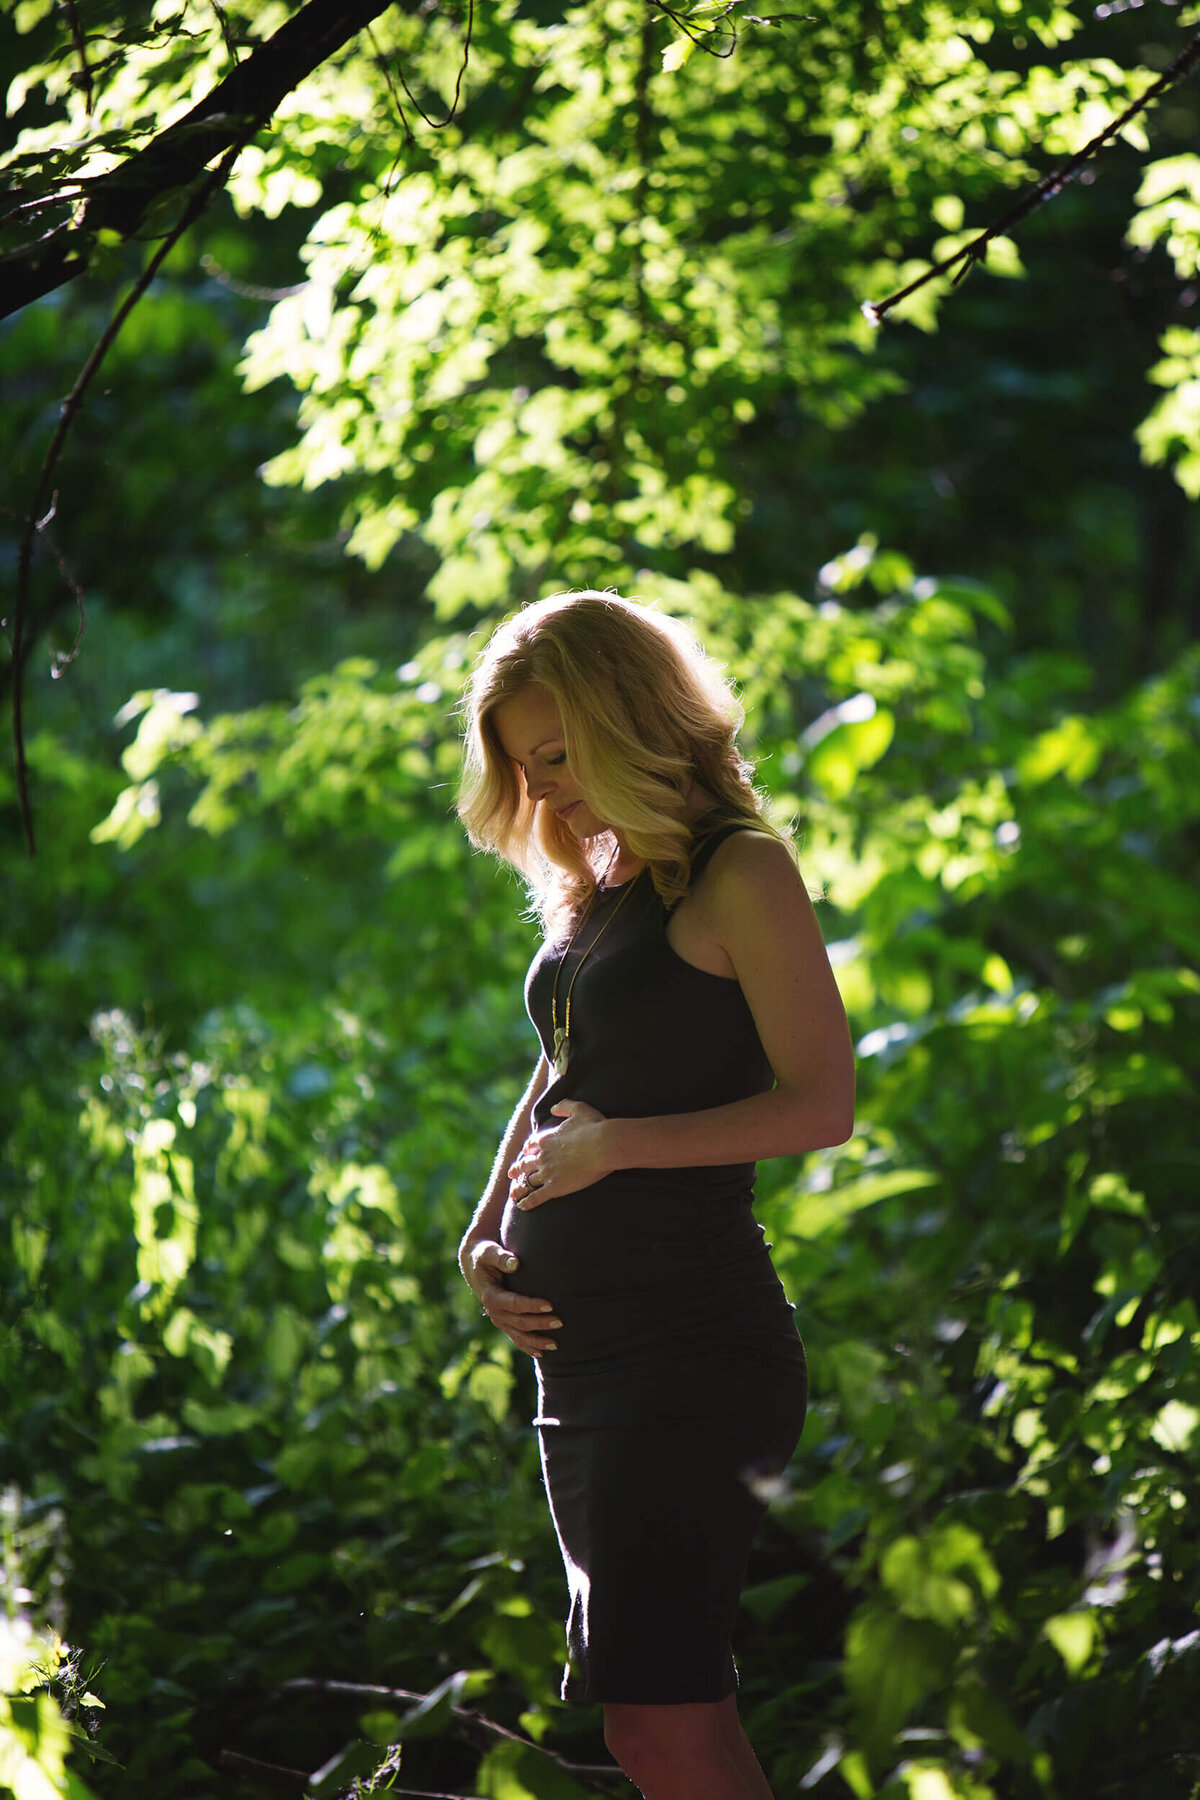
xmin=602 ymin=1707 xmax=639 ymax=1771
xmin=604 ymin=1707 xmax=660 ymax=1785
xmin=603 ymin=1705 xmax=713 ymax=1790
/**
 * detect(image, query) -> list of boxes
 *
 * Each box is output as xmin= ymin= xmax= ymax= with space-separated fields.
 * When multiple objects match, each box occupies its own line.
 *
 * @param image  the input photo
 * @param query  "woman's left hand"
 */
xmin=508 ymin=1100 xmax=613 ymax=1208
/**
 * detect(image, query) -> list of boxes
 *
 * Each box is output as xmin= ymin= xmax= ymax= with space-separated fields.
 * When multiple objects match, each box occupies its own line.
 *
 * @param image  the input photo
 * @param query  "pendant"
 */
xmin=552 ymin=1027 xmax=568 ymax=1076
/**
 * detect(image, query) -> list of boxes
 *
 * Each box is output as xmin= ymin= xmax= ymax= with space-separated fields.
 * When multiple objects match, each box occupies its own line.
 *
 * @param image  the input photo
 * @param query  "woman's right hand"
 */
xmin=464 ymin=1241 xmax=561 ymax=1357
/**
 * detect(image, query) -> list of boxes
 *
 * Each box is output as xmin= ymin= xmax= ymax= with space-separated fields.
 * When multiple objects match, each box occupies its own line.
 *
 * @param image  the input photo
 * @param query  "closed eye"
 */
xmin=514 ymin=752 xmax=567 ymax=773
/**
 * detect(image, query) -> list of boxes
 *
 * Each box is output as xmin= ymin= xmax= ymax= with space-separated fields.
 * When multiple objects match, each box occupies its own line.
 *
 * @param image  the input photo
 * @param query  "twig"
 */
xmin=647 ymin=0 xmax=738 ymax=61
xmin=864 ymin=25 xmax=1200 ymax=324
xmin=631 ymin=5 xmax=657 ymax=347
xmin=218 ymin=1749 xmax=311 ymax=1785
xmin=58 ymin=0 xmax=94 ymax=114
xmin=221 ymin=1746 xmax=490 ymax=1798
xmin=365 ymin=21 xmax=418 ymax=163
xmin=212 ymin=0 xmax=245 ymax=69
xmin=10 ymin=137 xmax=247 ymax=855
xmin=0 ymin=189 xmax=88 ymax=232
xmin=0 ymin=0 xmax=396 ymax=321
xmin=198 ymin=252 xmax=308 ymax=301
xmin=272 ymin=1679 xmax=623 ymax=1794
xmin=0 ymin=503 xmax=86 ymax=677
xmin=385 ymin=0 xmax=475 ymax=132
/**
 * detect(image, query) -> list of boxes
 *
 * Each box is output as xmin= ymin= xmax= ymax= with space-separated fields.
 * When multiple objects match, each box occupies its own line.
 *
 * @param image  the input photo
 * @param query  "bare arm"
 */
xmin=510 ymin=836 xmax=855 ymax=1205
xmin=607 ymin=838 xmax=853 ymax=1164
xmin=460 ymin=1054 xmax=561 ymax=1356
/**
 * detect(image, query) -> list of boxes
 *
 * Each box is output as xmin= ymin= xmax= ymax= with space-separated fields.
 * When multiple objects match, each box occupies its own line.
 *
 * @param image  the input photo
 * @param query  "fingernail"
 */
xmin=503 ymin=1254 xmax=518 ymax=1270
xmin=546 ymin=1320 xmax=562 ymax=1330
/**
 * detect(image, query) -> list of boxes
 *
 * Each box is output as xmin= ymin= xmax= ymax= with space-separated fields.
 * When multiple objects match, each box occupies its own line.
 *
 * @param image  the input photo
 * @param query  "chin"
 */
xmin=557 ymin=806 xmax=600 ymax=837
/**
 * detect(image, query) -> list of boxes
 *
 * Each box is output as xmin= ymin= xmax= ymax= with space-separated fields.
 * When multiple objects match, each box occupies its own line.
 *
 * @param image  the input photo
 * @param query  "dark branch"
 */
xmin=384 ymin=0 xmax=475 ymax=131
xmin=10 ymin=137 xmax=246 ymax=853
xmin=219 ymin=1755 xmax=488 ymax=1800
xmin=0 ymin=0 xmax=399 ymax=324
xmin=58 ymin=0 xmax=94 ymax=115
xmin=272 ymin=1678 xmax=624 ymax=1794
xmin=864 ymin=26 xmax=1200 ymax=324
xmin=217 ymin=1750 xmax=311 ymax=1786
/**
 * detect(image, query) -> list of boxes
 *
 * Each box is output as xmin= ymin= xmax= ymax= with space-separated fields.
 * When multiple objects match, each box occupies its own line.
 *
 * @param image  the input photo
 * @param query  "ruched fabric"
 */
xmin=500 ymin=821 xmax=808 ymax=1701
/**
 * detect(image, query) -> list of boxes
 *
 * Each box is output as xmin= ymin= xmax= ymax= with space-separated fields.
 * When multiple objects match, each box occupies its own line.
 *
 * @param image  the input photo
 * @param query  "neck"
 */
xmin=603 ymin=844 xmax=642 ymax=887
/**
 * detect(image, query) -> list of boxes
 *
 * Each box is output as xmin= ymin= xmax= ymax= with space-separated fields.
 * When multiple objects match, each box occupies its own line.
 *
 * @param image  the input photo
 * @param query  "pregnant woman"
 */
xmin=456 ymin=590 xmax=854 ymax=1800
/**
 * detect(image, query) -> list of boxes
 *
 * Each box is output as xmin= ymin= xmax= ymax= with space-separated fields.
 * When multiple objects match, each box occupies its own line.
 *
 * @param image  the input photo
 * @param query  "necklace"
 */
xmin=549 ymin=852 xmax=642 ymax=1077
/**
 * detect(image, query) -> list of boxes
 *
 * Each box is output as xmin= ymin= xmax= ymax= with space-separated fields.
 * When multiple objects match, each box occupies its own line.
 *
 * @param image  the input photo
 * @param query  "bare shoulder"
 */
xmin=694 ymin=828 xmax=828 ymax=962
xmin=700 ymin=829 xmax=808 ymax=904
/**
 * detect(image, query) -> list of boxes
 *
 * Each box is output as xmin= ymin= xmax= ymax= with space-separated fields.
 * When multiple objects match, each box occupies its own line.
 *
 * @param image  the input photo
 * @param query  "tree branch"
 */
xmin=10 ymin=137 xmax=246 ymax=853
xmin=0 ymin=0 xmax=399 ymax=324
xmin=864 ymin=26 xmax=1200 ymax=325
xmin=271 ymin=1679 xmax=624 ymax=1795
xmin=58 ymin=0 xmax=94 ymax=116
xmin=219 ymin=1753 xmax=489 ymax=1800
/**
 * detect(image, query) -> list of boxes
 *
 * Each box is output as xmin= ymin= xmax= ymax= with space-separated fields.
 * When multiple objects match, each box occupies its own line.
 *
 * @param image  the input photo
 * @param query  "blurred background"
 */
xmin=2 ymin=2 xmax=1198 ymax=1796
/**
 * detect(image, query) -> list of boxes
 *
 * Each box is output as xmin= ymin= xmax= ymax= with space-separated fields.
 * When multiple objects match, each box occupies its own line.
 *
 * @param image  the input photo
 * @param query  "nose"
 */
xmin=525 ymin=769 xmax=556 ymax=803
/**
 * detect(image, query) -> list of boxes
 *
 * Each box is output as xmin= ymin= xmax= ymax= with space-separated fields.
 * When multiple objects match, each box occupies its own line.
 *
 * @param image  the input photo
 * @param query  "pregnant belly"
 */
xmin=500 ymin=1177 xmax=719 ymax=1297
xmin=499 ymin=1176 xmax=797 ymax=1368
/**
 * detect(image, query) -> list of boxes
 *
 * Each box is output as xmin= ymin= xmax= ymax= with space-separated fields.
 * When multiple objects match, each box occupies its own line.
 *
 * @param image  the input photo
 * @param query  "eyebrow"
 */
xmin=512 ymin=736 xmax=562 ymax=761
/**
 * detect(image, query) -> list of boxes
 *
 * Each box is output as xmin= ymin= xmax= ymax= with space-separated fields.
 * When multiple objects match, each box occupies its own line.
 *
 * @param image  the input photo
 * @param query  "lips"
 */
xmin=555 ymin=802 xmax=579 ymax=820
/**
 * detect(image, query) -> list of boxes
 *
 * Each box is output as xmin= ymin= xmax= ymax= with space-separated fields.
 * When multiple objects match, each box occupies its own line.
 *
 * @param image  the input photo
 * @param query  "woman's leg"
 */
xmin=603 ymin=1693 xmax=774 ymax=1800
xmin=722 ymin=1694 xmax=776 ymax=1800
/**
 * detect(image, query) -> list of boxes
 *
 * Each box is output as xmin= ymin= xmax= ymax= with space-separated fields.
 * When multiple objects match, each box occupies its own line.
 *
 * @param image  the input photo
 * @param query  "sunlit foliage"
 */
xmin=3 ymin=1 xmax=1200 ymax=1797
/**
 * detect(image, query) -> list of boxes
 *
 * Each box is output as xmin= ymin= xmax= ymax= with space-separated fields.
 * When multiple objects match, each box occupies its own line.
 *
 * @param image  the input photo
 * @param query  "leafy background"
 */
xmin=2 ymin=1 xmax=1198 ymax=1797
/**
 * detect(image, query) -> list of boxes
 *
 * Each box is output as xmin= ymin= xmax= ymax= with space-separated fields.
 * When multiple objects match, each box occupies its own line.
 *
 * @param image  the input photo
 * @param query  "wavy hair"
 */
xmin=457 ymin=589 xmax=785 ymax=937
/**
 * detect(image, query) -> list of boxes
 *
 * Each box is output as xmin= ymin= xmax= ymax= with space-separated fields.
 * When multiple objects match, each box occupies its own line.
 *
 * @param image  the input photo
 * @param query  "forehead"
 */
xmin=490 ymin=685 xmax=564 ymax=760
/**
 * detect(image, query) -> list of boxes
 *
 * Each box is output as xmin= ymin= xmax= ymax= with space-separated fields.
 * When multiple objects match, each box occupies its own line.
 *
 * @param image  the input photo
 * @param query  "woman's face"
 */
xmin=491 ymin=685 xmax=607 ymax=839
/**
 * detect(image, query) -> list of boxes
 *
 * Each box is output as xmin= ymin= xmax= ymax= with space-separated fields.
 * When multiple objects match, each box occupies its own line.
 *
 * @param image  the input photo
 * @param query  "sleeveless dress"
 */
xmin=500 ymin=821 xmax=808 ymax=1705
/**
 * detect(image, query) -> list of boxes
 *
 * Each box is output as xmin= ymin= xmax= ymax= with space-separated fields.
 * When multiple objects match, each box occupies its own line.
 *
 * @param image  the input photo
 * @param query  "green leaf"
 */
xmin=903 ymin=1770 xmax=957 ymax=1800
xmin=89 ymin=781 xmax=162 ymax=848
xmin=880 ymin=1524 xmax=1000 ymax=1627
xmin=308 ymin=1740 xmax=387 ymax=1798
xmin=467 ymin=1359 xmax=514 ymax=1423
xmin=1149 ymin=1401 xmax=1199 ymax=1454
xmin=824 ymin=1340 xmax=889 ymax=1436
xmin=14 ymin=0 xmax=57 ymax=33
xmin=475 ymin=1737 xmax=594 ymax=1799
xmin=1042 ymin=1611 xmax=1097 ymax=1677
xmin=180 ymin=1399 xmax=262 ymax=1436
xmin=63 ymin=1773 xmax=102 ymax=1800
xmin=806 ymin=709 xmax=895 ymax=799
xmin=393 ymin=1671 xmax=468 ymax=1739
xmin=1016 ymin=714 xmax=1103 ymax=784
xmin=844 ymin=1602 xmax=955 ymax=1752
xmin=790 ymin=1167 xmax=939 ymax=1237
xmin=837 ymin=1752 xmax=875 ymax=1800
xmin=931 ymin=195 xmax=964 ymax=233
xmin=949 ymin=1679 xmax=1031 ymax=1764
xmin=740 ymin=1573 xmax=808 ymax=1623
xmin=1135 ymin=153 xmax=1200 ymax=208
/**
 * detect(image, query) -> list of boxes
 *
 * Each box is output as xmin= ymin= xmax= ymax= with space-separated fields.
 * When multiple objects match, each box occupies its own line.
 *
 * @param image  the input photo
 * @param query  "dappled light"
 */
xmin=3 ymin=1 xmax=1199 ymax=1797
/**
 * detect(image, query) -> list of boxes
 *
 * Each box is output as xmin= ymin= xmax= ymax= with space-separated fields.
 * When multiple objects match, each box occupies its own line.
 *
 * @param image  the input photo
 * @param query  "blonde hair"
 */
xmin=457 ymin=589 xmax=785 ymax=937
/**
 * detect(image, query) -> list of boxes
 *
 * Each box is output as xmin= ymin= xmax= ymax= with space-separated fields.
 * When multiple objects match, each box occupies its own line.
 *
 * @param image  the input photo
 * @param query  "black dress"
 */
xmin=500 ymin=822 xmax=808 ymax=1705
